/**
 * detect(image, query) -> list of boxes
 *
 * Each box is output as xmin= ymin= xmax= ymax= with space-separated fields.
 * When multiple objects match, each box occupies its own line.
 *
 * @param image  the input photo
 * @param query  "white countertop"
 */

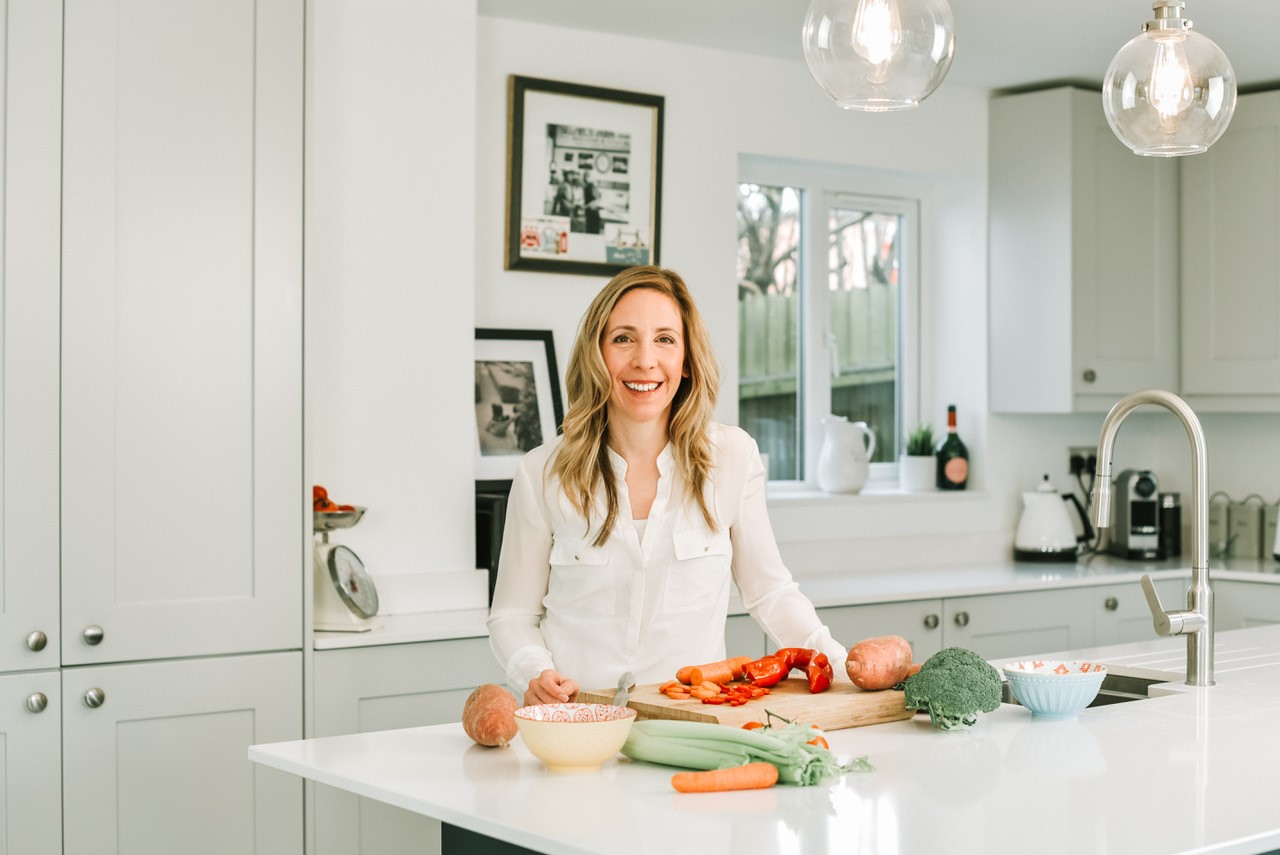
xmin=255 ymin=624 xmax=1280 ymax=855
xmin=314 ymin=555 xmax=1280 ymax=649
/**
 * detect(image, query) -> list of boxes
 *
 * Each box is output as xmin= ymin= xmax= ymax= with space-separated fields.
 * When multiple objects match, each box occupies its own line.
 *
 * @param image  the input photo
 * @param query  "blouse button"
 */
xmin=703 ymin=546 xmax=709 ymax=553
xmin=574 ymin=554 xmax=581 ymax=560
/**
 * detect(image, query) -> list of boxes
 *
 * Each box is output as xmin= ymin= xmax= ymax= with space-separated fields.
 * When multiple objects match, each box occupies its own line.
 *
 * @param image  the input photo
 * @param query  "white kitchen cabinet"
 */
xmin=0 ymin=671 xmax=61 ymax=855
xmin=1093 ymin=576 xmax=1186 ymax=646
xmin=816 ymin=599 xmax=945 ymax=660
xmin=1214 ymin=580 xmax=1280 ymax=630
xmin=59 ymin=0 xmax=304 ymax=665
xmin=0 ymin=0 xmax=62 ymax=675
xmin=990 ymin=86 xmax=1179 ymax=413
xmin=61 ymin=652 xmax=302 ymax=855
xmin=725 ymin=613 xmax=769 ymax=658
xmin=944 ymin=588 xmax=1095 ymax=661
xmin=312 ymin=638 xmax=507 ymax=855
xmin=1180 ymin=90 xmax=1280 ymax=406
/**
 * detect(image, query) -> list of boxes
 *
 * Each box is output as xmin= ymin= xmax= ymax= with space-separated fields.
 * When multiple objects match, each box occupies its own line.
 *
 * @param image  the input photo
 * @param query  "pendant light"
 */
xmin=801 ymin=0 xmax=955 ymax=112
xmin=1102 ymin=0 xmax=1236 ymax=156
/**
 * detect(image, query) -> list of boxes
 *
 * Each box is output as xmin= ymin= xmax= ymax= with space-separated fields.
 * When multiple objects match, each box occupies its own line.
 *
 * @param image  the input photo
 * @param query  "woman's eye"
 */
xmin=611 ymin=334 xmax=632 ymax=344
xmin=657 ymin=335 xmax=676 ymax=344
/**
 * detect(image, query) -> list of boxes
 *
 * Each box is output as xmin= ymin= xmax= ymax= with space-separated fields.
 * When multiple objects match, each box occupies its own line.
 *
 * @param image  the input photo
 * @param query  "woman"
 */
xmin=487 ymin=266 xmax=846 ymax=705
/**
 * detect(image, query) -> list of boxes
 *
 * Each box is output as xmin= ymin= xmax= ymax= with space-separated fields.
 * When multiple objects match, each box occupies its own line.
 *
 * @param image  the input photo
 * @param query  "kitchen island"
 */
xmin=253 ymin=624 xmax=1280 ymax=855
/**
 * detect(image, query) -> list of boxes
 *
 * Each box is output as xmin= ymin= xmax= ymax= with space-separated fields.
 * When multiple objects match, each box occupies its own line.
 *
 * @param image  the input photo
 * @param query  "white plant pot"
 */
xmin=899 ymin=454 xmax=935 ymax=492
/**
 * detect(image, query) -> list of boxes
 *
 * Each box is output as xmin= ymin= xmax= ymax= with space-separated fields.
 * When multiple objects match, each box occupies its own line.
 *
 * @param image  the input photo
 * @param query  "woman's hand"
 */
xmin=524 ymin=670 xmax=580 ymax=706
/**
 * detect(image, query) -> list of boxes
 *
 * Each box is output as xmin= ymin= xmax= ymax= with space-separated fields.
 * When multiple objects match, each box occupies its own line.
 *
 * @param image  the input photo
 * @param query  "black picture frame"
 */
xmin=504 ymin=75 xmax=664 ymax=277
xmin=474 ymin=328 xmax=564 ymax=482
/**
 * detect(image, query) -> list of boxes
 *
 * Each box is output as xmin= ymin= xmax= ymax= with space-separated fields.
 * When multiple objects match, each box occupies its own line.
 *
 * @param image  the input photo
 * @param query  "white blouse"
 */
xmin=487 ymin=423 xmax=848 ymax=695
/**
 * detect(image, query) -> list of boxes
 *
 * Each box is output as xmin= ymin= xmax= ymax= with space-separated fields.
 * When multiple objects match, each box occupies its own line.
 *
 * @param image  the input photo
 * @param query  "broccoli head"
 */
xmin=902 ymin=647 xmax=1002 ymax=731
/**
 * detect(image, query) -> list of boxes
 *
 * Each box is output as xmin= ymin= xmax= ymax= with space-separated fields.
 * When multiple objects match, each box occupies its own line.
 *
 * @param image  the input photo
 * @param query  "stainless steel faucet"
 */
xmin=1089 ymin=389 xmax=1214 ymax=687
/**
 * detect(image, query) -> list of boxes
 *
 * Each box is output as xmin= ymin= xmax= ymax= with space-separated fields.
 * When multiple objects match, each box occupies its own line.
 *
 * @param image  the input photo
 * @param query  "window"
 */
xmin=737 ymin=160 xmax=921 ymax=486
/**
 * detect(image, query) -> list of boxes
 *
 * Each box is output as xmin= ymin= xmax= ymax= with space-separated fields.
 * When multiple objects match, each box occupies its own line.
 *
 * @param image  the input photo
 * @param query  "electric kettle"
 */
xmin=1014 ymin=474 xmax=1094 ymax=562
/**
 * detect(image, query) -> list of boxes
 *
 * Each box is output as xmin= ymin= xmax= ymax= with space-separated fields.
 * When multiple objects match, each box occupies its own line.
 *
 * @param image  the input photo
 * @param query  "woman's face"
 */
xmin=600 ymin=287 xmax=688 ymax=431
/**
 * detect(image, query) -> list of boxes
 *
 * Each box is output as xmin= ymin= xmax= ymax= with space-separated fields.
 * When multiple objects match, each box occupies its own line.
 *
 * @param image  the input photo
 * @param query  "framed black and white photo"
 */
xmin=505 ymin=75 xmax=664 ymax=276
xmin=474 ymin=328 xmax=564 ymax=482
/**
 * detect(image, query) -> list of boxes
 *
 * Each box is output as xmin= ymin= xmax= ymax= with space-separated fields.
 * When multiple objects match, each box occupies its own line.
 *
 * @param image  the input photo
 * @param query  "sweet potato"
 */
xmin=845 ymin=635 xmax=921 ymax=690
xmin=462 ymin=684 xmax=518 ymax=747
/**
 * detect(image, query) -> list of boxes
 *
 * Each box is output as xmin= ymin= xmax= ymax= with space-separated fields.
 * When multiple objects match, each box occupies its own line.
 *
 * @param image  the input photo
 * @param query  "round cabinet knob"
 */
xmin=923 ymin=613 xmax=940 ymax=630
xmin=82 ymin=625 xmax=104 ymax=646
xmin=1082 ymin=369 xmax=1097 ymax=384
xmin=83 ymin=688 xmax=106 ymax=708
xmin=1104 ymin=596 xmax=1119 ymax=612
xmin=25 ymin=630 xmax=48 ymax=652
xmin=26 ymin=692 xmax=48 ymax=713
xmin=953 ymin=611 xmax=970 ymax=627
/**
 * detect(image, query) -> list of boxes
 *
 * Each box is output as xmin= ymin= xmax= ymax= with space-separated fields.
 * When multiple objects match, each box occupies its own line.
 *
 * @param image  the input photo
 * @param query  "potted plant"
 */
xmin=900 ymin=425 xmax=936 ymax=492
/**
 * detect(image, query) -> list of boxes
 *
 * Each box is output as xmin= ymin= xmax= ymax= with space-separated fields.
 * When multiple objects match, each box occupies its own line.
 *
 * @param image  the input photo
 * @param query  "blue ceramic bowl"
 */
xmin=1003 ymin=660 xmax=1107 ymax=720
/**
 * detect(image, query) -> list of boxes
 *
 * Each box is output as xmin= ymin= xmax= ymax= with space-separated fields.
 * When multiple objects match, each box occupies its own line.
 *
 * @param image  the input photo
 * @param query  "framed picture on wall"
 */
xmin=474 ymin=328 xmax=564 ymax=482
xmin=504 ymin=75 xmax=664 ymax=277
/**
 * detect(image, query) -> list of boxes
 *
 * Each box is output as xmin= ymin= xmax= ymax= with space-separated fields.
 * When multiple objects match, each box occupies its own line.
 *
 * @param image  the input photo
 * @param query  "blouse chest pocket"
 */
xmin=547 ymin=537 xmax=615 ymax=615
xmin=664 ymin=528 xmax=732 ymax=614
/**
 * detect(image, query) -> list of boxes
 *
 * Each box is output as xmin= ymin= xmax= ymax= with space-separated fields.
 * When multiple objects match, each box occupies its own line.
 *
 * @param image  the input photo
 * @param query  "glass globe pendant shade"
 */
xmin=802 ymin=0 xmax=956 ymax=112
xmin=1102 ymin=1 xmax=1236 ymax=156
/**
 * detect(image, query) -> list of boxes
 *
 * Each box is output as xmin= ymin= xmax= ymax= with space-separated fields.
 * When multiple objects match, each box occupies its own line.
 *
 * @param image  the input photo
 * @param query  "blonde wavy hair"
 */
xmin=550 ymin=266 xmax=720 ymax=546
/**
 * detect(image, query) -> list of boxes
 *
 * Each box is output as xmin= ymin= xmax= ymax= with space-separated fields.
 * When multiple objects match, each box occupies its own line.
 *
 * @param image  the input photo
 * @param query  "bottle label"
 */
xmin=944 ymin=458 xmax=968 ymax=485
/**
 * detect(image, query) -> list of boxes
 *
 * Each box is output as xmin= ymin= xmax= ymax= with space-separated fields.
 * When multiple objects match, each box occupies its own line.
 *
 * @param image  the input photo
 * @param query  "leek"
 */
xmin=621 ymin=719 xmax=873 ymax=785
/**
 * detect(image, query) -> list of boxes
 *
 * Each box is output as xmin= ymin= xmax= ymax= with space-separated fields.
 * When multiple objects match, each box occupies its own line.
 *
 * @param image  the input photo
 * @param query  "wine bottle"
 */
xmin=935 ymin=404 xmax=969 ymax=490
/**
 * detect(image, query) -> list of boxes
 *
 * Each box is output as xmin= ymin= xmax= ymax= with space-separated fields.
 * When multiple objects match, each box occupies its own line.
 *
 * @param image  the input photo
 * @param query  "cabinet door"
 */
xmin=59 ymin=0 xmax=303 ymax=664
xmin=944 ymin=588 xmax=1094 ymax=661
xmin=1214 ymin=580 xmax=1280 ymax=631
xmin=1094 ymin=577 xmax=1186 ymax=646
xmin=312 ymin=638 xmax=507 ymax=855
xmin=1181 ymin=91 xmax=1280 ymax=398
xmin=62 ymin=652 xmax=302 ymax=855
xmin=0 ymin=671 xmax=61 ymax=855
xmin=0 ymin=0 xmax=61 ymax=673
xmin=817 ymin=600 xmax=945 ymax=660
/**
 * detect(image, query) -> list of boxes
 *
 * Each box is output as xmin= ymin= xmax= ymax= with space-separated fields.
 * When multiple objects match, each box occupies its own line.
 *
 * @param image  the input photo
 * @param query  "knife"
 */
xmin=614 ymin=671 xmax=636 ymax=708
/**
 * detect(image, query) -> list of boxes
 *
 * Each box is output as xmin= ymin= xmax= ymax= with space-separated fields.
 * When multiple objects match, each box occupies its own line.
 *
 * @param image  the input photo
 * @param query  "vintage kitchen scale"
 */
xmin=313 ymin=506 xmax=379 ymax=631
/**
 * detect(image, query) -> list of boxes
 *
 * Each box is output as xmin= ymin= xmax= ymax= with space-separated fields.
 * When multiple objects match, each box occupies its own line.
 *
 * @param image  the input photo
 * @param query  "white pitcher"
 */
xmin=816 ymin=416 xmax=877 ymax=494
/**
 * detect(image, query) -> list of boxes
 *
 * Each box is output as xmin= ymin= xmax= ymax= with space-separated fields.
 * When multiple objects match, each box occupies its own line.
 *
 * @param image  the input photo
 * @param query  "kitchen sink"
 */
xmin=1001 ymin=672 xmax=1169 ymax=708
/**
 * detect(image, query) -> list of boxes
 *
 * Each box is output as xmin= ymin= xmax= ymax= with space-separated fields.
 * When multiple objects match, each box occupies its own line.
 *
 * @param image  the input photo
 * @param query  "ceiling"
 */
xmin=477 ymin=0 xmax=1280 ymax=92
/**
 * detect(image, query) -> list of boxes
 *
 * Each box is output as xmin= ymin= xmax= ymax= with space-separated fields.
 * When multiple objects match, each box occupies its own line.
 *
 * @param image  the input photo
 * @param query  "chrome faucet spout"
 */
xmin=1089 ymin=389 xmax=1213 ymax=687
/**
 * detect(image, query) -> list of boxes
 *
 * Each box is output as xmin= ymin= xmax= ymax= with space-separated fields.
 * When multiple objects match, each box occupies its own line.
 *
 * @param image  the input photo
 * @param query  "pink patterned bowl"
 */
xmin=513 ymin=703 xmax=637 ymax=772
xmin=1003 ymin=660 xmax=1107 ymax=720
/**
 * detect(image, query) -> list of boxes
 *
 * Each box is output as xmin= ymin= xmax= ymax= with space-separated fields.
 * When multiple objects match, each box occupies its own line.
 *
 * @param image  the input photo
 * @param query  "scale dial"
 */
xmin=326 ymin=544 xmax=378 ymax=619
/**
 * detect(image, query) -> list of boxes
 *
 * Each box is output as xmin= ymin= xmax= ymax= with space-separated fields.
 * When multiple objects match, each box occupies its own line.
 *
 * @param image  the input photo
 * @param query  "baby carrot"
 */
xmin=671 ymin=762 xmax=779 ymax=793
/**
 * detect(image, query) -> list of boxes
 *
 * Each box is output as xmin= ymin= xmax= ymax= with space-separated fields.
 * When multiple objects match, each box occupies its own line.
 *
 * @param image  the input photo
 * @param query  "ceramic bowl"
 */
xmin=513 ymin=703 xmax=637 ymax=771
xmin=1003 ymin=660 xmax=1107 ymax=720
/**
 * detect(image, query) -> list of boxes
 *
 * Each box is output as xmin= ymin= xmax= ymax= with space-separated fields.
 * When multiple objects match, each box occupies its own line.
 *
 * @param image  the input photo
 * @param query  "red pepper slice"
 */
xmin=741 ymin=655 xmax=789 ymax=688
xmin=774 ymin=647 xmax=813 ymax=671
xmin=806 ymin=652 xmax=834 ymax=694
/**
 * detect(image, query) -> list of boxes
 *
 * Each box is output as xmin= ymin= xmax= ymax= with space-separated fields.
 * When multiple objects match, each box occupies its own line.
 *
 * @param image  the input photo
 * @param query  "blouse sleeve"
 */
xmin=486 ymin=452 xmax=559 ymax=693
xmin=726 ymin=430 xmax=850 ymax=677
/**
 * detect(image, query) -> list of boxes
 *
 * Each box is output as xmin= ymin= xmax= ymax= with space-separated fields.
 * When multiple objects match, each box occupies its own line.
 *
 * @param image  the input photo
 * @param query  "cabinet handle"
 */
xmin=26 ymin=630 xmax=48 ymax=652
xmin=1082 ymin=369 xmax=1097 ymax=383
xmin=26 ymin=692 xmax=48 ymax=714
xmin=1104 ymin=596 xmax=1119 ymax=611
xmin=954 ymin=611 xmax=970 ymax=627
xmin=83 ymin=688 xmax=106 ymax=708
xmin=923 ymin=613 xmax=940 ymax=630
xmin=82 ymin=625 xmax=104 ymax=646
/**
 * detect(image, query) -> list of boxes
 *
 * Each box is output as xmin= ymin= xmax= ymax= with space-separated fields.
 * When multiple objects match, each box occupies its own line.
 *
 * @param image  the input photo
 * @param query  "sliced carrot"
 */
xmin=687 ymin=656 xmax=753 ymax=686
xmin=671 ymin=762 xmax=779 ymax=793
xmin=676 ymin=666 xmax=697 ymax=685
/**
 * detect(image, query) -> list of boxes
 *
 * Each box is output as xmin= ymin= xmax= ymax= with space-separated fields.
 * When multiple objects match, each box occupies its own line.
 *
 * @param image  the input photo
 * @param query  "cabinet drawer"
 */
xmin=817 ymin=600 xmax=945 ymax=660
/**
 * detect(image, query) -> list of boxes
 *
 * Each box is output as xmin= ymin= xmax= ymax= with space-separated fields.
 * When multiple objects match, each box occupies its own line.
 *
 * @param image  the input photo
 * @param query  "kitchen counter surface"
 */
xmin=256 ymin=624 xmax=1280 ymax=855
xmin=315 ymin=555 xmax=1280 ymax=649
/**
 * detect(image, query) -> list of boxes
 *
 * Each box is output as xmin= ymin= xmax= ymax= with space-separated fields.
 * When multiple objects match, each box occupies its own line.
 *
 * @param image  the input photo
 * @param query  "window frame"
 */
xmin=738 ymin=156 xmax=927 ymax=492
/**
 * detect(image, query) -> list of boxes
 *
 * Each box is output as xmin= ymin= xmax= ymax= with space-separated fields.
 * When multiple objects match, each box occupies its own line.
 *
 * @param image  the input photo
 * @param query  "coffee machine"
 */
xmin=1108 ymin=469 xmax=1161 ymax=560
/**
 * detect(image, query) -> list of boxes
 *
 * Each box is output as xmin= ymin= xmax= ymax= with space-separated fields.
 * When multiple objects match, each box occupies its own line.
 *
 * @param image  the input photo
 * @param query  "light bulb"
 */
xmin=1102 ymin=1 xmax=1236 ymax=156
xmin=1149 ymin=37 xmax=1193 ymax=119
xmin=852 ymin=0 xmax=902 ymax=69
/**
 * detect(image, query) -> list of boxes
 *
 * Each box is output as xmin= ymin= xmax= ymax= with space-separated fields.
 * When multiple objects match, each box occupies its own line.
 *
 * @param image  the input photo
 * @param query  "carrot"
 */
xmin=686 ymin=656 xmax=753 ymax=686
xmin=670 ymin=762 xmax=779 ymax=793
xmin=676 ymin=666 xmax=696 ymax=684
xmin=844 ymin=635 xmax=916 ymax=690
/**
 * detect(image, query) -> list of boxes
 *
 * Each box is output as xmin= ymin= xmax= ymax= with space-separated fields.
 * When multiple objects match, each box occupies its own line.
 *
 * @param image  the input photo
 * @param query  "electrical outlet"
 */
xmin=1068 ymin=446 xmax=1097 ymax=476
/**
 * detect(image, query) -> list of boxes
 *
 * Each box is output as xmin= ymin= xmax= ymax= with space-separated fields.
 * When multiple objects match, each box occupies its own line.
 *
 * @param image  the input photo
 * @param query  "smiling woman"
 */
xmin=486 ymin=265 xmax=850 ymax=706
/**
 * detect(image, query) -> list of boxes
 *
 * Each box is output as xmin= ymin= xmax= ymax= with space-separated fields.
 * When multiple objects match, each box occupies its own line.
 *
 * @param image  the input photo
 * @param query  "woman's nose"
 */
xmin=631 ymin=341 xmax=656 ymax=367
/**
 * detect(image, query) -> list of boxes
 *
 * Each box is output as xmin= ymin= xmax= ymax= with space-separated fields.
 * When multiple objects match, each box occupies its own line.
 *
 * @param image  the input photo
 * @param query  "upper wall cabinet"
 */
xmin=990 ymin=87 xmax=1179 ymax=413
xmin=1181 ymin=90 xmax=1280 ymax=406
xmin=59 ymin=0 xmax=304 ymax=665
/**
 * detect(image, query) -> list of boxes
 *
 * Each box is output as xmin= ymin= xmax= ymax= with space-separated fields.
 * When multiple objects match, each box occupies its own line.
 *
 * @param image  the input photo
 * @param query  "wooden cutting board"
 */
xmin=578 ymin=677 xmax=913 ymax=732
